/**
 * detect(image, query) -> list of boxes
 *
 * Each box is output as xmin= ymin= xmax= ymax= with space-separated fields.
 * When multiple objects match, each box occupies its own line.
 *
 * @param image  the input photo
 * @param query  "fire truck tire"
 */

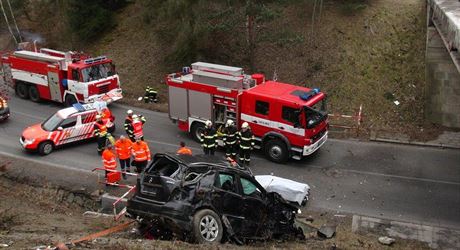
xmin=38 ymin=141 xmax=54 ymax=155
xmin=64 ymin=94 xmax=78 ymax=106
xmin=28 ymin=85 xmax=41 ymax=102
xmin=191 ymin=122 xmax=205 ymax=143
xmin=15 ymin=82 xmax=29 ymax=99
xmin=264 ymin=139 xmax=289 ymax=163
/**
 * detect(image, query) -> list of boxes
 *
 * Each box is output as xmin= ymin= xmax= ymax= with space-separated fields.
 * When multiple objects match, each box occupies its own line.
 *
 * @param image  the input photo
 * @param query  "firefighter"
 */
xmin=132 ymin=114 xmax=145 ymax=141
xmin=94 ymin=114 xmax=109 ymax=155
xmin=115 ymin=135 xmax=133 ymax=180
xmin=238 ymin=122 xmax=255 ymax=166
xmin=200 ymin=120 xmax=217 ymax=155
xmin=124 ymin=110 xmax=146 ymax=142
xmin=102 ymin=144 xmax=117 ymax=184
xmin=143 ymin=86 xmax=158 ymax=103
xmin=222 ymin=119 xmax=238 ymax=160
xmin=177 ymin=141 xmax=192 ymax=155
xmin=131 ymin=138 xmax=151 ymax=173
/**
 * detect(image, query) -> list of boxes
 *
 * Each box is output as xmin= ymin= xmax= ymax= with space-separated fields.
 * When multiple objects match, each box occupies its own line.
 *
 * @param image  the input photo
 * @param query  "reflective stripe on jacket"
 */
xmin=201 ymin=127 xmax=217 ymax=148
xmin=238 ymin=129 xmax=255 ymax=150
xmin=102 ymin=149 xmax=117 ymax=170
xmin=132 ymin=141 xmax=151 ymax=162
xmin=94 ymin=121 xmax=107 ymax=137
xmin=223 ymin=125 xmax=238 ymax=145
xmin=115 ymin=139 xmax=133 ymax=160
xmin=132 ymin=120 xmax=143 ymax=138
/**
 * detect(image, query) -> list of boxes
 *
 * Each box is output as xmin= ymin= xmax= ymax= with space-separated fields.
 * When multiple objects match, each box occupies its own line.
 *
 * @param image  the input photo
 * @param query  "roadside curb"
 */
xmin=369 ymin=137 xmax=460 ymax=150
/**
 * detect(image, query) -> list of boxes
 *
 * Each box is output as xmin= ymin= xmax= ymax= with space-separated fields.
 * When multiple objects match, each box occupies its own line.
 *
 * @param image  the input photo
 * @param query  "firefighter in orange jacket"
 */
xmin=131 ymin=138 xmax=151 ymax=173
xmin=131 ymin=114 xmax=145 ymax=141
xmin=177 ymin=141 xmax=192 ymax=155
xmin=102 ymin=144 xmax=117 ymax=184
xmin=115 ymin=135 xmax=133 ymax=180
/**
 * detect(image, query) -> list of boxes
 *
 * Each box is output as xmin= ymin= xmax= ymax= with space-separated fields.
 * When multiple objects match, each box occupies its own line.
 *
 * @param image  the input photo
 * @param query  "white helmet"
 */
xmin=226 ymin=119 xmax=234 ymax=127
xmin=95 ymin=114 xmax=102 ymax=120
xmin=127 ymin=110 xmax=133 ymax=115
xmin=241 ymin=122 xmax=249 ymax=129
xmin=205 ymin=120 xmax=212 ymax=127
xmin=132 ymin=114 xmax=139 ymax=120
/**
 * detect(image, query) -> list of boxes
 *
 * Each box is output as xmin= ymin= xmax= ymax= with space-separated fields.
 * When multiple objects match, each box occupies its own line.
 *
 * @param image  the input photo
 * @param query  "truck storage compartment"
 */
xmin=168 ymin=86 xmax=188 ymax=121
xmin=188 ymin=90 xmax=211 ymax=120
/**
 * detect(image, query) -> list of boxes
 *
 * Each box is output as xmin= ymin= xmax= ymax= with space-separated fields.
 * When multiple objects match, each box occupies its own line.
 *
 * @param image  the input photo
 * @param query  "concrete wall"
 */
xmin=425 ymin=27 xmax=460 ymax=128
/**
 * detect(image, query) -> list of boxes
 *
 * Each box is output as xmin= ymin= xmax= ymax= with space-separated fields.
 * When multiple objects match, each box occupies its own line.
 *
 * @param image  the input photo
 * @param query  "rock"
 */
xmin=84 ymin=199 xmax=94 ymax=209
xmin=378 ymin=236 xmax=395 ymax=245
xmin=90 ymin=190 xmax=101 ymax=199
xmin=74 ymin=196 xmax=84 ymax=206
xmin=305 ymin=216 xmax=314 ymax=223
xmin=71 ymin=188 xmax=87 ymax=194
xmin=317 ymin=225 xmax=336 ymax=239
xmin=0 ymin=243 xmax=9 ymax=247
xmin=57 ymin=190 xmax=65 ymax=201
xmin=67 ymin=193 xmax=75 ymax=203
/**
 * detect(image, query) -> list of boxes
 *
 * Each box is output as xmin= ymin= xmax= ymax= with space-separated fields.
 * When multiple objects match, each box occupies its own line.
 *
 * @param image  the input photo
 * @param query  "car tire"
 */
xmin=38 ymin=141 xmax=54 ymax=155
xmin=28 ymin=85 xmax=41 ymax=102
xmin=264 ymin=139 xmax=289 ymax=163
xmin=190 ymin=122 xmax=205 ymax=143
xmin=15 ymin=82 xmax=29 ymax=99
xmin=64 ymin=94 xmax=78 ymax=107
xmin=192 ymin=209 xmax=223 ymax=244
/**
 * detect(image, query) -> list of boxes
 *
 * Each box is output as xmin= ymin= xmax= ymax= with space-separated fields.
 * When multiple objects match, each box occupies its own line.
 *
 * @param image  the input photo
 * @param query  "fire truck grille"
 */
xmin=311 ymin=127 xmax=326 ymax=142
xmin=97 ymin=84 xmax=110 ymax=94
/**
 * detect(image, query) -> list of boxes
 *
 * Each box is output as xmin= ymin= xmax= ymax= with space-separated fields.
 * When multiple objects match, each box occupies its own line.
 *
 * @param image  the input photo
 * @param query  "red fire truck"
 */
xmin=1 ymin=48 xmax=122 ymax=106
xmin=166 ymin=62 xmax=328 ymax=163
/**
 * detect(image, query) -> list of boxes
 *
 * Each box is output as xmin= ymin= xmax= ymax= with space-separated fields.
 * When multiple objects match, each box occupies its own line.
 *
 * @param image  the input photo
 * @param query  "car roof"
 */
xmin=158 ymin=153 xmax=250 ymax=174
xmin=56 ymin=103 xmax=98 ymax=118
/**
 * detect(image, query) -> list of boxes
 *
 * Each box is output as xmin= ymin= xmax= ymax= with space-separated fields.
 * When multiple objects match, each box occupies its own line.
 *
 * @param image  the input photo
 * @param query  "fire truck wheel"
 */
xmin=64 ymin=95 xmax=78 ymax=106
xmin=38 ymin=141 xmax=54 ymax=155
xmin=28 ymin=85 xmax=41 ymax=102
xmin=264 ymin=139 xmax=289 ymax=163
xmin=191 ymin=122 xmax=205 ymax=143
xmin=15 ymin=82 xmax=29 ymax=99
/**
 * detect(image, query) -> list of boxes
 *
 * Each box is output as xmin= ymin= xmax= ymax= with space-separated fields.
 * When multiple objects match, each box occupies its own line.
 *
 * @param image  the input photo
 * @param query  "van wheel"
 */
xmin=64 ymin=94 xmax=78 ymax=106
xmin=190 ymin=122 xmax=205 ymax=143
xmin=38 ymin=141 xmax=54 ymax=155
xmin=28 ymin=85 xmax=41 ymax=102
xmin=264 ymin=139 xmax=289 ymax=163
xmin=15 ymin=82 xmax=29 ymax=99
xmin=192 ymin=209 xmax=223 ymax=244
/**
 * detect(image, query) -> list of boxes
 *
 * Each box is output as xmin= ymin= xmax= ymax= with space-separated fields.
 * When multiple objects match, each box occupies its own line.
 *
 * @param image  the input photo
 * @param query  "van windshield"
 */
xmin=42 ymin=113 xmax=63 ymax=131
xmin=304 ymin=99 xmax=327 ymax=129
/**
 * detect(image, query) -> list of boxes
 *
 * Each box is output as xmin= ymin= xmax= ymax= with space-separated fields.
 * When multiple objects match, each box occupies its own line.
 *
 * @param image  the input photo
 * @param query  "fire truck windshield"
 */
xmin=81 ymin=63 xmax=115 ymax=82
xmin=42 ymin=113 xmax=63 ymax=131
xmin=304 ymin=99 xmax=327 ymax=129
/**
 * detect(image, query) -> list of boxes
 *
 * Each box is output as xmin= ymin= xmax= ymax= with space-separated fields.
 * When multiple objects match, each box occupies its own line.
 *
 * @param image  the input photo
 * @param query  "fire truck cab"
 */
xmin=1 ymin=48 xmax=122 ymax=106
xmin=166 ymin=62 xmax=328 ymax=163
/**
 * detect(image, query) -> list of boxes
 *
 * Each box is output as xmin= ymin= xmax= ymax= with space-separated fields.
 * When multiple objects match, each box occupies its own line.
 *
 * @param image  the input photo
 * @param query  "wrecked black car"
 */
xmin=126 ymin=153 xmax=304 ymax=244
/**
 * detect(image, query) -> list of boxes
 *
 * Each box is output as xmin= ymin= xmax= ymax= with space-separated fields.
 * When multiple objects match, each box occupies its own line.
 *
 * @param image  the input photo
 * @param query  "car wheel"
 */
xmin=264 ymin=139 xmax=289 ymax=163
xmin=15 ymin=82 xmax=29 ymax=99
xmin=64 ymin=94 xmax=78 ymax=106
xmin=28 ymin=85 xmax=41 ymax=102
xmin=38 ymin=141 xmax=54 ymax=155
xmin=192 ymin=209 xmax=223 ymax=244
xmin=190 ymin=122 xmax=205 ymax=143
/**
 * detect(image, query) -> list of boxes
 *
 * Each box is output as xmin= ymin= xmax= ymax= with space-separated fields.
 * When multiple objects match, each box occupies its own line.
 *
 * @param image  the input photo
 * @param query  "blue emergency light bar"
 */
xmin=84 ymin=56 xmax=107 ymax=64
xmin=72 ymin=103 xmax=85 ymax=112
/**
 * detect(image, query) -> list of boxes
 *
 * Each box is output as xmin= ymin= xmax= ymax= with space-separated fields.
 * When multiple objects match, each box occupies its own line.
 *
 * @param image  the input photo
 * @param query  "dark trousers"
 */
xmin=203 ymin=147 xmax=215 ymax=155
xmin=133 ymin=160 xmax=147 ymax=173
xmin=225 ymin=143 xmax=238 ymax=158
xmin=119 ymin=158 xmax=130 ymax=177
xmin=97 ymin=136 xmax=106 ymax=154
xmin=239 ymin=148 xmax=251 ymax=165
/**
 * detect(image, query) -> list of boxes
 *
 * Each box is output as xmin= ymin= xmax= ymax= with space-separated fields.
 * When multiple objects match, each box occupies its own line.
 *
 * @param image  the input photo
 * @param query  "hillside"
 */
xmin=0 ymin=0 xmax=431 ymax=138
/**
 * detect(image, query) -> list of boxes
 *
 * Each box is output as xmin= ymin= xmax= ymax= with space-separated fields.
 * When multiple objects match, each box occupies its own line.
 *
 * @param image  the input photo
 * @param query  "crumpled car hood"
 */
xmin=255 ymin=175 xmax=310 ymax=206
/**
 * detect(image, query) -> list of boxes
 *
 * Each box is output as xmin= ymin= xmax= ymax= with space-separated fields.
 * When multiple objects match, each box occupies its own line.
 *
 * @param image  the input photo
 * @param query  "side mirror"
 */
xmin=57 ymin=127 xmax=63 ymax=131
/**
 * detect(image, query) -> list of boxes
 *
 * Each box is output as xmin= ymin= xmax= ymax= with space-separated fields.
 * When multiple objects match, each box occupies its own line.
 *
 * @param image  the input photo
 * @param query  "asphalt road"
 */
xmin=1 ymin=95 xmax=460 ymax=229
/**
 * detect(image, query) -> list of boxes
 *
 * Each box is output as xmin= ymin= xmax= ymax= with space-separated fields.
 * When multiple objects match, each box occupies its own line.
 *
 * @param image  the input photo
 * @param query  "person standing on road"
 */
xmin=131 ymin=138 xmax=151 ymax=173
xmin=94 ymin=114 xmax=108 ymax=155
xmin=131 ymin=115 xmax=145 ymax=141
xmin=115 ymin=135 xmax=133 ymax=180
xmin=177 ymin=141 xmax=192 ymax=155
xmin=222 ymin=119 xmax=238 ymax=160
xmin=238 ymin=122 xmax=255 ymax=166
xmin=124 ymin=110 xmax=146 ymax=142
xmin=102 ymin=144 xmax=117 ymax=184
xmin=201 ymin=120 xmax=217 ymax=155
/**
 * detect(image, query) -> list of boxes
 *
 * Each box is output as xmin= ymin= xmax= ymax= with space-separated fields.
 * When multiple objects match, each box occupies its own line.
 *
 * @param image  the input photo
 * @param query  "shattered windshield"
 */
xmin=42 ymin=113 xmax=63 ymax=131
xmin=305 ymin=99 xmax=327 ymax=129
xmin=81 ymin=63 xmax=115 ymax=82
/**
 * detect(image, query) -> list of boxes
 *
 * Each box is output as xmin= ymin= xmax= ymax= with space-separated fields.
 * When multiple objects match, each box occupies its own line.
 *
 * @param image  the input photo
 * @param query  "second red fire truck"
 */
xmin=1 ymin=48 xmax=122 ymax=105
xmin=166 ymin=62 xmax=329 ymax=163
